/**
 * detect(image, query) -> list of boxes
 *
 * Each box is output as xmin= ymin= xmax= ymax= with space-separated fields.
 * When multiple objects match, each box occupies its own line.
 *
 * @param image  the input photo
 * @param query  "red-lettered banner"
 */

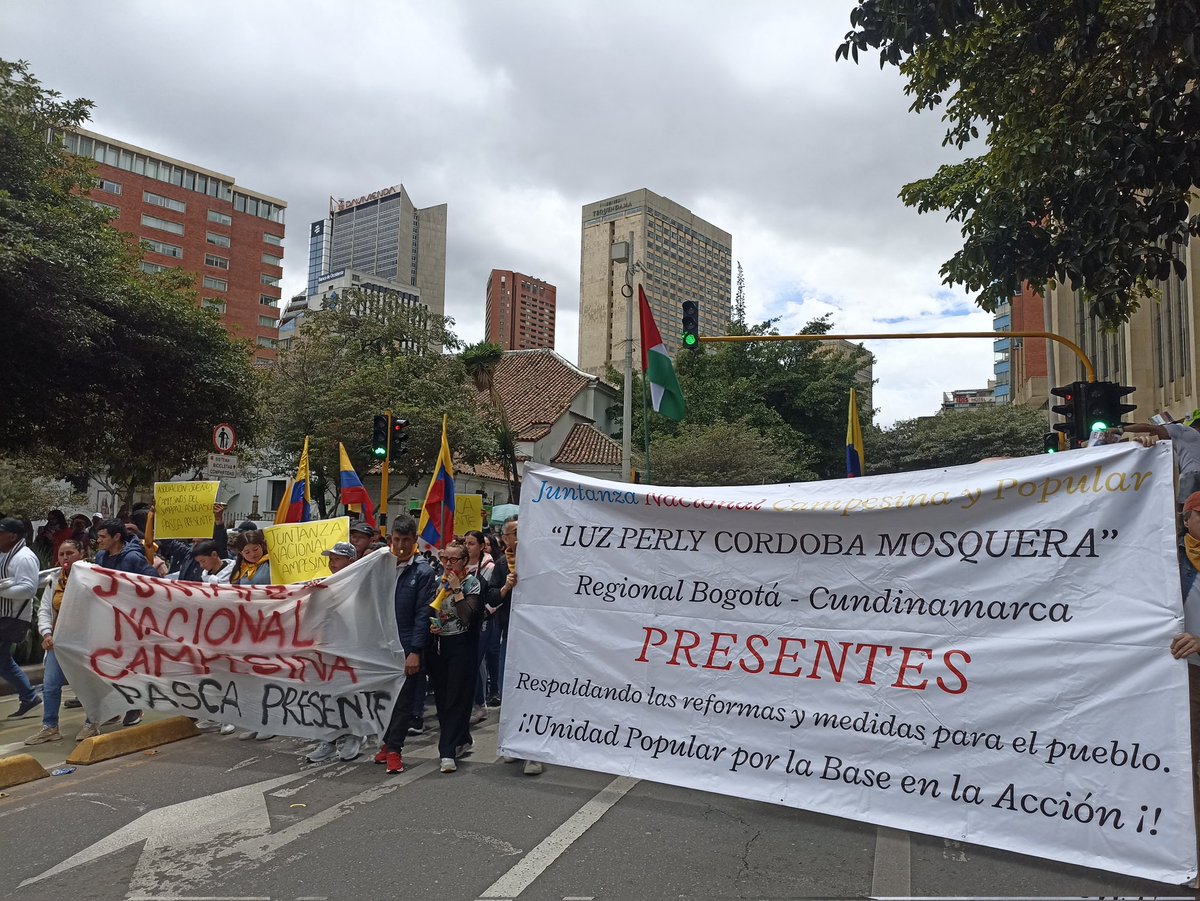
xmin=53 ymin=548 xmax=403 ymax=740
xmin=500 ymin=446 xmax=1195 ymax=883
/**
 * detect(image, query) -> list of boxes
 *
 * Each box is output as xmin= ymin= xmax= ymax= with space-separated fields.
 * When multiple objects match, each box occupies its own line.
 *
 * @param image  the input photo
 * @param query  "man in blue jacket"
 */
xmin=375 ymin=514 xmax=436 ymax=774
xmin=95 ymin=519 xmax=158 ymax=577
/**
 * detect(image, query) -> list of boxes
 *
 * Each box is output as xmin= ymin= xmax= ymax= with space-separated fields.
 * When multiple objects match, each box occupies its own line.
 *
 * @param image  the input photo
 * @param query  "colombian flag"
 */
xmin=418 ymin=415 xmax=455 ymax=548
xmin=338 ymin=442 xmax=376 ymax=528
xmin=846 ymin=387 xmax=864 ymax=478
xmin=277 ymin=436 xmax=312 ymax=523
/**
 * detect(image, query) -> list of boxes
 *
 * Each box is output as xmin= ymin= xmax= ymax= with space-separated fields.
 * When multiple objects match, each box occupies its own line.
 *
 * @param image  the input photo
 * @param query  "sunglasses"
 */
xmin=439 ymin=554 xmax=465 ymax=562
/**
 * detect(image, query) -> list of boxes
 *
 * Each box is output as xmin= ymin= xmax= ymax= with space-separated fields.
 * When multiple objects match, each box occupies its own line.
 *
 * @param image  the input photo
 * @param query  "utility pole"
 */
xmin=614 ymin=232 xmax=640 ymax=483
xmin=378 ymin=410 xmax=392 ymax=537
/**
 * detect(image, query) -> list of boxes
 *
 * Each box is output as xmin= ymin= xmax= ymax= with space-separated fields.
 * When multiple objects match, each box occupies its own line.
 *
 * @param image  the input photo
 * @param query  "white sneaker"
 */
xmin=194 ymin=719 xmax=221 ymax=733
xmin=306 ymin=740 xmax=337 ymax=763
xmin=499 ymin=755 xmax=518 ymax=764
xmin=440 ymin=757 xmax=457 ymax=773
xmin=470 ymin=705 xmax=488 ymax=725
xmin=219 ymin=723 xmax=237 ymax=735
xmin=523 ymin=760 xmax=543 ymax=776
xmin=336 ymin=734 xmax=363 ymax=761
xmin=254 ymin=732 xmax=274 ymax=741
xmin=235 ymin=729 xmax=258 ymax=740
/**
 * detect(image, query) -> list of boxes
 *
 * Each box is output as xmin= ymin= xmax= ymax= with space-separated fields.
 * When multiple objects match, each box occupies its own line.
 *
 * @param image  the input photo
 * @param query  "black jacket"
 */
xmin=395 ymin=556 xmax=437 ymax=654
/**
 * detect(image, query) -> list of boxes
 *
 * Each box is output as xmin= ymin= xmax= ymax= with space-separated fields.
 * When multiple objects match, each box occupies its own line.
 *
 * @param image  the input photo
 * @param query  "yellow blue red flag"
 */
xmin=338 ymin=442 xmax=376 ymax=527
xmin=279 ymin=437 xmax=312 ymax=523
xmin=846 ymin=388 xmax=864 ymax=478
xmin=418 ymin=415 xmax=455 ymax=548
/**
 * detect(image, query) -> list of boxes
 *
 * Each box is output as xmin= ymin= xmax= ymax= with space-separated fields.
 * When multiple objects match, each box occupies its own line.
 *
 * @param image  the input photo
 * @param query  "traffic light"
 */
xmin=681 ymin=300 xmax=699 ymax=350
xmin=1043 ymin=432 xmax=1064 ymax=454
xmin=1079 ymin=380 xmax=1136 ymax=433
xmin=1050 ymin=381 xmax=1085 ymax=447
xmin=390 ymin=418 xmax=410 ymax=457
xmin=372 ymin=415 xmax=388 ymax=459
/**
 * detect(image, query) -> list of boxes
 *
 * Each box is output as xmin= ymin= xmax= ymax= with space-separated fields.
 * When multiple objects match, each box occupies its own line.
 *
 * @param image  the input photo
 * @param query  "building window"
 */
xmin=203 ymin=276 xmax=228 ymax=292
xmin=87 ymin=199 xmax=119 ymax=215
xmin=206 ymin=232 xmax=231 ymax=248
xmin=261 ymin=274 xmax=280 ymax=286
xmin=259 ymin=315 xmax=276 ymax=328
xmin=98 ymin=179 xmax=122 ymax=195
xmin=204 ymin=253 xmax=229 ymax=270
xmin=263 ymin=233 xmax=283 ymax=246
xmin=144 ymin=239 xmax=182 ymax=258
xmin=202 ymin=298 xmax=227 ymax=314
xmin=256 ymin=336 xmax=276 ymax=349
xmin=255 ymin=356 xmax=273 ymax=366
xmin=262 ymin=253 xmax=282 ymax=267
xmin=207 ymin=210 xmax=232 ymax=226
xmin=139 ymin=261 xmax=169 ymax=274
xmin=141 ymin=214 xmax=184 ymax=235
xmin=259 ymin=294 xmax=277 ymax=306
xmin=143 ymin=191 xmax=186 ymax=213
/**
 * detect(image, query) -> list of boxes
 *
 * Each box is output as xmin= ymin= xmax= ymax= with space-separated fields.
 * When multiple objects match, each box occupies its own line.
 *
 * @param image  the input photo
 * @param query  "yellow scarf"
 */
xmin=1186 ymin=534 xmax=1200 ymax=574
xmin=234 ymin=554 xmax=269 ymax=584
xmin=52 ymin=571 xmax=68 ymax=616
xmin=506 ymin=550 xmax=516 ymax=576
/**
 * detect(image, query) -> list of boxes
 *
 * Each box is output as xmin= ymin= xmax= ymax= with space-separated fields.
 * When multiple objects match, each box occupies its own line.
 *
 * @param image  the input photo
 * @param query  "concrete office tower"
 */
xmin=485 ymin=270 xmax=557 ymax=350
xmin=307 ymin=184 xmax=447 ymax=317
xmin=578 ymin=188 xmax=732 ymax=376
xmin=59 ymin=127 xmax=287 ymax=364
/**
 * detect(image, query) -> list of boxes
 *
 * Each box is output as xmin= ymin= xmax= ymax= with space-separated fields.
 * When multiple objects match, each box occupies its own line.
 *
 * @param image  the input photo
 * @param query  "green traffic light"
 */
xmin=373 ymin=447 xmax=386 ymax=458
xmin=1090 ymin=420 xmax=1108 ymax=432
xmin=1046 ymin=447 xmax=1057 ymax=454
xmin=682 ymin=333 xmax=697 ymax=346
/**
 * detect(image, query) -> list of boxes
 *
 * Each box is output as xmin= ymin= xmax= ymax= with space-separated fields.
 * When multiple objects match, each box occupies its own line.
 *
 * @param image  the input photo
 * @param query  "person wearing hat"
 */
xmin=0 ymin=517 xmax=41 ymax=717
xmin=347 ymin=521 xmax=377 ymax=561
xmin=321 ymin=542 xmax=357 ymax=575
xmin=1125 ymin=411 xmax=1200 ymax=503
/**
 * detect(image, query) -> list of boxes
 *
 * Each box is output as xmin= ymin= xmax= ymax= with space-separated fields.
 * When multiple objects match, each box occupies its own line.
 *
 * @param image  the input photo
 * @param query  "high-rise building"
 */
xmin=485 ymin=270 xmax=556 ymax=350
xmin=993 ymin=282 xmax=1050 ymax=409
xmin=307 ymin=184 xmax=447 ymax=317
xmin=278 ymin=268 xmax=425 ymax=352
xmin=59 ymin=127 xmax=286 ymax=363
xmin=578 ymin=188 xmax=732 ymax=376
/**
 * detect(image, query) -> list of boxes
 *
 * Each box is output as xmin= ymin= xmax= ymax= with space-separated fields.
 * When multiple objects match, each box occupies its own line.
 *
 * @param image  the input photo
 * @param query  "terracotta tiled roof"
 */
xmin=552 ymin=423 xmax=623 ymax=466
xmin=480 ymin=350 xmax=613 ymax=435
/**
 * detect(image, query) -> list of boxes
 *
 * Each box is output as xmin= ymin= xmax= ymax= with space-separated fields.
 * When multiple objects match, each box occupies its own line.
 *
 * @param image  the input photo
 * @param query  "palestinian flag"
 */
xmin=638 ymin=286 xmax=686 ymax=421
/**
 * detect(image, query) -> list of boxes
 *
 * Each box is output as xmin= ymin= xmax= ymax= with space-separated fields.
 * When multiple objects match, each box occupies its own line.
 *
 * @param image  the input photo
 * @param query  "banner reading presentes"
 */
xmin=52 ymin=548 xmax=404 ymax=740
xmin=263 ymin=516 xmax=350 ymax=584
xmin=499 ymin=445 xmax=1195 ymax=883
xmin=153 ymin=481 xmax=219 ymax=539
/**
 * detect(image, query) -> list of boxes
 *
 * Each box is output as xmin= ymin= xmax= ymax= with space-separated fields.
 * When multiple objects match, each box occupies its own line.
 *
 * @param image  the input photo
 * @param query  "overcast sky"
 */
xmin=3 ymin=0 xmax=996 ymax=425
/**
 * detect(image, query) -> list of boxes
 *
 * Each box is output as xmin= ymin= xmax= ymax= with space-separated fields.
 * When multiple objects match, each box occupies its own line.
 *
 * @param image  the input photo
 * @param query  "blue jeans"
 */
xmin=0 ymin=641 xmax=37 ymax=704
xmin=475 ymin=617 xmax=503 ymax=705
xmin=41 ymin=649 xmax=66 ymax=728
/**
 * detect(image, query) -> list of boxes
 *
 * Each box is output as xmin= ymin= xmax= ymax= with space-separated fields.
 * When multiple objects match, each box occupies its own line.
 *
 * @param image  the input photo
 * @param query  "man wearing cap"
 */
xmin=348 ymin=520 xmax=378 ymax=561
xmin=1125 ymin=411 xmax=1200 ymax=502
xmin=322 ymin=542 xmax=357 ymax=575
xmin=0 ymin=517 xmax=41 ymax=717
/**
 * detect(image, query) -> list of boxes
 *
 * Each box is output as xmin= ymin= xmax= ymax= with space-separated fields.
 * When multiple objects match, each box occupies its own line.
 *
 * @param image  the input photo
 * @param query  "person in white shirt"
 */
xmin=191 ymin=540 xmax=235 ymax=584
xmin=25 ymin=540 xmax=84 ymax=743
xmin=0 ymin=517 xmax=41 ymax=717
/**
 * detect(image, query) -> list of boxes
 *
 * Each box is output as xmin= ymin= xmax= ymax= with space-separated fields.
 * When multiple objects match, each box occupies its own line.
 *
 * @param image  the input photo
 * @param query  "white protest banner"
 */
xmin=499 ymin=444 xmax=1195 ymax=883
xmin=53 ymin=548 xmax=404 ymax=740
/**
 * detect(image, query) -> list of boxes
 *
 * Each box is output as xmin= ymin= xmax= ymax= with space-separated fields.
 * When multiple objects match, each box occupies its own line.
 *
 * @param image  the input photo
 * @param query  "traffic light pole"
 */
xmin=698 ymin=331 xmax=1097 ymax=383
xmin=379 ymin=410 xmax=392 ymax=538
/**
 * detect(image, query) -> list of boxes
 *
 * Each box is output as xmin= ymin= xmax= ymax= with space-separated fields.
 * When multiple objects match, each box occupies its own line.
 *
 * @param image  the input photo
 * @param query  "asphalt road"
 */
xmin=0 ymin=709 xmax=1194 ymax=900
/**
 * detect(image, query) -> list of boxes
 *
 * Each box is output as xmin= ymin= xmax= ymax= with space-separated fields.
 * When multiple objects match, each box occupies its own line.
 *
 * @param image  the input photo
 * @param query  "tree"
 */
xmin=650 ymin=421 xmax=794 ymax=487
xmin=0 ymin=456 xmax=82 ymax=522
xmin=461 ymin=341 xmax=521 ymax=503
xmin=864 ymin=403 xmax=1047 ymax=474
xmin=0 ymin=59 xmax=261 ymax=499
xmin=263 ymin=289 xmax=495 ymax=517
xmin=731 ymin=261 xmax=746 ymax=331
xmin=838 ymin=1 xmax=1200 ymax=328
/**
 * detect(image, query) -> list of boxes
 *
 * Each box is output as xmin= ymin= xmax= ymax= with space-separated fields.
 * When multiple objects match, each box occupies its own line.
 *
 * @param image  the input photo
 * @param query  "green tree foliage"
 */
xmin=0 ymin=456 xmax=82 ymax=522
xmin=461 ymin=340 xmax=521 ymax=502
xmin=0 ymin=59 xmax=261 ymax=497
xmin=263 ymin=290 xmax=495 ymax=516
xmin=838 ymin=1 xmax=1200 ymax=327
xmin=615 ymin=315 xmax=874 ymax=484
xmin=864 ymin=403 xmax=1047 ymax=474
xmin=650 ymin=421 xmax=794 ymax=487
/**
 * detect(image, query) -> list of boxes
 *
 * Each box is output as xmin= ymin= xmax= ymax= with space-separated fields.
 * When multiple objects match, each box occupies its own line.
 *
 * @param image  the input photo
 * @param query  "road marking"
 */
xmin=870 ymin=826 xmax=911 ymax=898
xmin=477 ymin=775 xmax=638 ymax=900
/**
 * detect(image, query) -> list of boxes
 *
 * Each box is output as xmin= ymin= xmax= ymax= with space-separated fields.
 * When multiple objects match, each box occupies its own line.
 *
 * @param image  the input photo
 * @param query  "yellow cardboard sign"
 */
xmin=454 ymin=494 xmax=483 ymax=536
xmin=263 ymin=517 xmax=350 ymax=585
xmin=153 ymin=481 xmax=219 ymax=539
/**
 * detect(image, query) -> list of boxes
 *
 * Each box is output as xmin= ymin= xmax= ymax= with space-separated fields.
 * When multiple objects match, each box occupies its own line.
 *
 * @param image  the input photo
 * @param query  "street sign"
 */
xmin=206 ymin=453 xmax=241 ymax=479
xmin=212 ymin=423 xmax=237 ymax=453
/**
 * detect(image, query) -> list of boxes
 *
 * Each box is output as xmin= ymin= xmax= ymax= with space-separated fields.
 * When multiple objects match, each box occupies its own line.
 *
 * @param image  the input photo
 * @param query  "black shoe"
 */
xmin=486 ymin=696 xmax=502 ymax=708
xmin=64 ymin=698 xmax=82 ymax=709
xmin=406 ymin=721 xmax=425 ymax=736
xmin=9 ymin=696 xmax=41 ymax=718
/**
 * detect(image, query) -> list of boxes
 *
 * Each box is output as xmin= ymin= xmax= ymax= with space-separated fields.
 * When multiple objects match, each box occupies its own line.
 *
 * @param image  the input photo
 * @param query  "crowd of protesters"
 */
xmin=0 ymin=501 xmax=536 ymax=777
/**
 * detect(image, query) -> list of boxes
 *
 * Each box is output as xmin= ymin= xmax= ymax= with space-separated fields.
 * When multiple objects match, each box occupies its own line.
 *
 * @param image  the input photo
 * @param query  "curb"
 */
xmin=0 ymin=753 xmax=51 ymax=790
xmin=67 ymin=716 xmax=200 ymax=766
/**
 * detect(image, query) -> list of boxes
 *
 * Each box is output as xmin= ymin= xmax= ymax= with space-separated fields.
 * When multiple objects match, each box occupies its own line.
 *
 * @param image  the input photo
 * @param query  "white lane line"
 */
xmin=476 ymin=775 xmax=638 ymax=901
xmin=870 ymin=826 xmax=911 ymax=898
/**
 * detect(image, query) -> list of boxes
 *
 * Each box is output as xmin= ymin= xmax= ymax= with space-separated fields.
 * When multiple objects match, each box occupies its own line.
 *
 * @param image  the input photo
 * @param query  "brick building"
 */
xmin=484 ymin=269 xmax=556 ymax=350
xmin=59 ymin=127 xmax=287 ymax=363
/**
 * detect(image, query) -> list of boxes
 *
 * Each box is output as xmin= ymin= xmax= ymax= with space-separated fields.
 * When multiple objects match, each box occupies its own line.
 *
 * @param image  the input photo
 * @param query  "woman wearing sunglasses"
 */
xmin=428 ymin=541 xmax=482 ymax=773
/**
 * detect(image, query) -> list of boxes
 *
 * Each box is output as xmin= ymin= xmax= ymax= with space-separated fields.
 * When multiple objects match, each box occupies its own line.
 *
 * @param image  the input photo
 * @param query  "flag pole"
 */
xmin=622 ymin=230 xmax=634 ymax=484
xmin=641 ymin=372 xmax=651 ymax=482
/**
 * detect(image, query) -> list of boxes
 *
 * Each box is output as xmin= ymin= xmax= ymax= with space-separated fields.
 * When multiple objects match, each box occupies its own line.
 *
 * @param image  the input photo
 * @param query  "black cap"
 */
xmin=0 ymin=517 xmax=25 ymax=536
xmin=234 ymin=520 xmax=257 ymax=532
xmin=349 ymin=521 xmax=375 ymax=536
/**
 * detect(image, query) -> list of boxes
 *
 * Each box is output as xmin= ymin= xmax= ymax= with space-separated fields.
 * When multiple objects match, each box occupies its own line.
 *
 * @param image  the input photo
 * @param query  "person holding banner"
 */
xmin=191 ymin=540 xmax=235 ymax=584
xmin=94 ymin=519 xmax=158 ymax=577
xmin=230 ymin=530 xmax=272 ymax=586
xmin=428 ymin=540 xmax=483 ymax=773
xmin=24 ymin=540 xmax=85 ymax=744
xmin=0 ymin=517 xmax=41 ymax=718
xmin=162 ymin=503 xmax=228 ymax=581
xmin=377 ymin=515 xmax=437 ymax=775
